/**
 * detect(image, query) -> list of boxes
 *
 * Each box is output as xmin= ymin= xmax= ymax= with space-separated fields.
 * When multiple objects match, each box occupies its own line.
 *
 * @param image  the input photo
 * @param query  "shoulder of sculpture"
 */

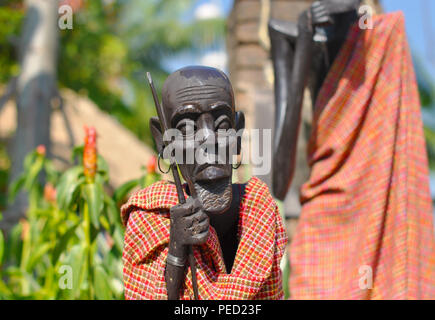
xmin=243 ymin=176 xmax=278 ymax=213
xmin=120 ymin=180 xmax=178 ymax=226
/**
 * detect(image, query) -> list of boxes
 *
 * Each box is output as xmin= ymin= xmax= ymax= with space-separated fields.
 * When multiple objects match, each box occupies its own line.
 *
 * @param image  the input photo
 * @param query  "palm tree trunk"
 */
xmin=3 ymin=0 xmax=59 ymax=231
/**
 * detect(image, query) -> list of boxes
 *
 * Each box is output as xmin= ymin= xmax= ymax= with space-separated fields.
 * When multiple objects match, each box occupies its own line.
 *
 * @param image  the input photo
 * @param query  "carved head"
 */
xmin=150 ymin=66 xmax=245 ymax=215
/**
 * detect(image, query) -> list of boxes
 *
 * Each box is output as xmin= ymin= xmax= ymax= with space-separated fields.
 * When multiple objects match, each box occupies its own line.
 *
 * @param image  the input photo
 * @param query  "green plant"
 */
xmin=0 ymin=143 xmax=10 ymax=210
xmin=0 ymin=129 xmax=160 ymax=300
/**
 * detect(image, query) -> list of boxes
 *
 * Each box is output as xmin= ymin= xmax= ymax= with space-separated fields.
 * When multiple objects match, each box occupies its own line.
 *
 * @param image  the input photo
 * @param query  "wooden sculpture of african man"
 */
xmin=121 ymin=66 xmax=288 ymax=300
xmin=269 ymin=0 xmax=362 ymax=199
xmin=269 ymin=1 xmax=435 ymax=299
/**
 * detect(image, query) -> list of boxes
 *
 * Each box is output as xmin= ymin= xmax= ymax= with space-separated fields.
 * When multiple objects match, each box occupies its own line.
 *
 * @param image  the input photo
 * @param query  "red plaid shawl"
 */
xmin=290 ymin=12 xmax=435 ymax=299
xmin=121 ymin=177 xmax=288 ymax=300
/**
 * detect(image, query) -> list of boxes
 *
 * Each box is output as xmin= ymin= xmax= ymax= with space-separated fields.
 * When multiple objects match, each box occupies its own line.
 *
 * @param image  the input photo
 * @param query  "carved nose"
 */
xmin=197 ymin=113 xmax=215 ymax=143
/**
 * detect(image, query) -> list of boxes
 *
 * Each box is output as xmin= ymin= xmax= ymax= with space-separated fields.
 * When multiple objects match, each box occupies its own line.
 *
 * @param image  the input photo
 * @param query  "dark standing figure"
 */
xmin=120 ymin=66 xmax=287 ymax=300
xmin=268 ymin=0 xmax=362 ymax=200
xmin=151 ymin=67 xmax=244 ymax=299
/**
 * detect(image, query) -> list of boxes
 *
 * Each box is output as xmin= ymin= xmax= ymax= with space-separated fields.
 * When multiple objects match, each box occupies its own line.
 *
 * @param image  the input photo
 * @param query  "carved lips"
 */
xmin=194 ymin=163 xmax=230 ymax=183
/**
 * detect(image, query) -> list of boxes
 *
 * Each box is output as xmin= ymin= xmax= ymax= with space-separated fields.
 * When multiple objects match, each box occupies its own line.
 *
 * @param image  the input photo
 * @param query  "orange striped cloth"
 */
xmin=289 ymin=12 xmax=435 ymax=299
xmin=121 ymin=177 xmax=288 ymax=300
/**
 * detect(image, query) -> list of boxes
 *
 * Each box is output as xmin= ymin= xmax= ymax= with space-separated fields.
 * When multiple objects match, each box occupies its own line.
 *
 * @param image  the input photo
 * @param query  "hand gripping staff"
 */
xmin=146 ymin=72 xmax=199 ymax=300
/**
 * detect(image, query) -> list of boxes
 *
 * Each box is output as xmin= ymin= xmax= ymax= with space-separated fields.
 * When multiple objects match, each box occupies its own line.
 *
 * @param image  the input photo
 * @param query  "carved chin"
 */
xmin=194 ymin=178 xmax=232 ymax=214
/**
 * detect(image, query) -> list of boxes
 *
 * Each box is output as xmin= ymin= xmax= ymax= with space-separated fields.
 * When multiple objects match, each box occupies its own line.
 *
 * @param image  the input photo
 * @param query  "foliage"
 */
xmin=0 ymin=143 xmax=160 ymax=299
xmin=425 ymin=126 xmax=435 ymax=170
xmin=0 ymin=143 xmax=10 ymax=210
xmin=0 ymin=0 xmax=225 ymax=148
xmin=0 ymin=3 xmax=24 ymax=83
xmin=57 ymin=0 xmax=225 ymax=146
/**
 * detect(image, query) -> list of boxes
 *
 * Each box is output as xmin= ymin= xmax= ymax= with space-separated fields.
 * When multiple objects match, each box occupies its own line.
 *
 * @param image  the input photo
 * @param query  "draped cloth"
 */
xmin=121 ymin=177 xmax=288 ymax=300
xmin=289 ymin=12 xmax=435 ymax=299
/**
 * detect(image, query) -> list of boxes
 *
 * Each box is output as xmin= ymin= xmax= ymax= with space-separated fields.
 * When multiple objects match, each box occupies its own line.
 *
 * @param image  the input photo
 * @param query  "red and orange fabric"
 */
xmin=121 ymin=177 xmax=288 ymax=300
xmin=290 ymin=12 xmax=435 ymax=299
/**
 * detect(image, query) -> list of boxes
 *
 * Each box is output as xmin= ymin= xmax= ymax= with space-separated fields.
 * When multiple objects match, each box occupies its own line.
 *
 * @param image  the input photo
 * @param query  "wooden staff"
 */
xmin=146 ymin=72 xmax=199 ymax=300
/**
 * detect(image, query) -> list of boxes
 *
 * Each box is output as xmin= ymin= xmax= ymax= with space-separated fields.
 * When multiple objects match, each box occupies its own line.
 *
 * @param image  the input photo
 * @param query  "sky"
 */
xmin=378 ymin=0 xmax=435 ymax=199
xmin=382 ymin=0 xmax=435 ymax=76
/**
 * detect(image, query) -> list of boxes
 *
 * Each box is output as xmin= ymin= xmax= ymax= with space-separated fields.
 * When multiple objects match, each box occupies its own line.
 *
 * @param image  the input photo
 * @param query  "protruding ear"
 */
xmin=235 ymin=111 xmax=245 ymax=155
xmin=150 ymin=117 xmax=164 ymax=155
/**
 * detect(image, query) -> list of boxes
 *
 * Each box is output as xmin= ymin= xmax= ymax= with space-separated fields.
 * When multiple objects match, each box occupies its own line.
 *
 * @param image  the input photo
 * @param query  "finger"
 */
xmin=313 ymin=14 xmax=331 ymax=25
xmin=311 ymin=13 xmax=327 ymax=23
xmin=311 ymin=1 xmax=322 ymax=8
xmin=190 ymin=219 xmax=209 ymax=235
xmin=312 ymin=5 xmax=326 ymax=13
xmin=316 ymin=16 xmax=330 ymax=24
xmin=312 ymin=8 xmax=327 ymax=18
xmin=191 ymin=230 xmax=210 ymax=245
xmin=195 ymin=211 xmax=208 ymax=223
xmin=184 ymin=211 xmax=207 ymax=227
xmin=311 ymin=4 xmax=326 ymax=13
xmin=190 ymin=219 xmax=209 ymax=236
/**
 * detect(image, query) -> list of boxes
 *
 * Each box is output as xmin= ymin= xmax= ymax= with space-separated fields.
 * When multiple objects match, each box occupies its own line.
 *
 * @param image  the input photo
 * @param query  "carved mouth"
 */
xmin=194 ymin=164 xmax=230 ymax=183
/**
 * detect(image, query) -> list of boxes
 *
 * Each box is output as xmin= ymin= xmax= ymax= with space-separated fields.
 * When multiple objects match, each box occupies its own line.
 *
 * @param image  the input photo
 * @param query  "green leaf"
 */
xmin=113 ymin=179 xmax=139 ymax=204
xmin=23 ymin=155 xmax=45 ymax=190
xmin=282 ymin=253 xmax=290 ymax=299
xmin=62 ymin=244 xmax=85 ymax=299
xmin=0 ymin=230 xmax=4 ymax=265
xmin=56 ymin=166 xmax=84 ymax=210
xmin=99 ymin=215 xmax=110 ymax=231
xmin=44 ymin=160 xmax=59 ymax=184
xmin=8 ymin=174 xmax=26 ymax=203
xmin=109 ymin=278 xmax=124 ymax=299
xmin=5 ymin=266 xmax=23 ymax=277
xmin=8 ymin=224 xmax=23 ymax=264
xmin=94 ymin=265 xmax=112 ymax=300
xmin=97 ymin=155 xmax=109 ymax=176
xmin=0 ymin=279 xmax=12 ymax=299
xmin=105 ymin=194 xmax=121 ymax=227
xmin=23 ymin=151 xmax=38 ymax=171
xmin=52 ymin=222 xmax=80 ymax=265
xmin=83 ymin=183 xmax=104 ymax=229
xmin=27 ymin=243 xmax=52 ymax=271
xmin=139 ymin=173 xmax=147 ymax=189
xmin=113 ymin=227 xmax=124 ymax=253
xmin=71 ymin=145 xmax=84 ymax=164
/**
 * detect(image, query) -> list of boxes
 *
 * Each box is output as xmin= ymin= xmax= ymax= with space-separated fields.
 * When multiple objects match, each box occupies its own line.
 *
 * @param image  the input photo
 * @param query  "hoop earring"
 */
xmin=232 ymin=152 xmax=243 ymax=170
xmin=158 ymin=152 xmax=171 ymax=174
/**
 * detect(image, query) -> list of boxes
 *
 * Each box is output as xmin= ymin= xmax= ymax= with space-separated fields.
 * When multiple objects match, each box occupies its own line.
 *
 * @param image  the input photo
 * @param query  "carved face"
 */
xmin=151 ymin=66 xmax=245 ymax=215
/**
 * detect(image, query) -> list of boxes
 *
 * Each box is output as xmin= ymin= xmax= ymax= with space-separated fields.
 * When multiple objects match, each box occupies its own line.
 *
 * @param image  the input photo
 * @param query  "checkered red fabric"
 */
xmin=121 ymin=177 xmax=288 ymax=300
xmin=290 ymin=12 xmax=435 ymax=299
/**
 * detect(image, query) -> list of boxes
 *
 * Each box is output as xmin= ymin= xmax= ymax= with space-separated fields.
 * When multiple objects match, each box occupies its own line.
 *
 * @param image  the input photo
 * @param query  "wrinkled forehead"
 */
xmin=162 ymin=66 xmax=235 ymax=125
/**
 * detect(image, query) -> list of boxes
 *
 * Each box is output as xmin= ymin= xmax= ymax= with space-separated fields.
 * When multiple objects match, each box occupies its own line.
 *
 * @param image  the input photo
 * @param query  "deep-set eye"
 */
xmin=215 ymin=116 xmax=231 ymax=131
xmin=176 ymin=119 xmax=196 ymax=136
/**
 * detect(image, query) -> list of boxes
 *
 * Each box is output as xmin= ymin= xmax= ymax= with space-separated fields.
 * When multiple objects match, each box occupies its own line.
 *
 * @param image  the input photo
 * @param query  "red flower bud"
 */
xmin=36 ymin=145 xmax=46 ymax=156
xmin=147 ymin=156 xmax=157 ymax=174
xmin=44 ymin=182 xmax=57 ymax=204
xmin=83 ymin=126 xmax=97 ymax=183
xmin=59 ymin=0 xmax=84 ymax=13
xmin=20 ymin=219 xmax=30 ymax=241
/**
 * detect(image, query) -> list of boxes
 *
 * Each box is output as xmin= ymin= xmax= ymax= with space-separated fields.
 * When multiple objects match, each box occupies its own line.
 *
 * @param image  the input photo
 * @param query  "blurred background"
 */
xmin=0 ymin=0 xmax=433 ymax=299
